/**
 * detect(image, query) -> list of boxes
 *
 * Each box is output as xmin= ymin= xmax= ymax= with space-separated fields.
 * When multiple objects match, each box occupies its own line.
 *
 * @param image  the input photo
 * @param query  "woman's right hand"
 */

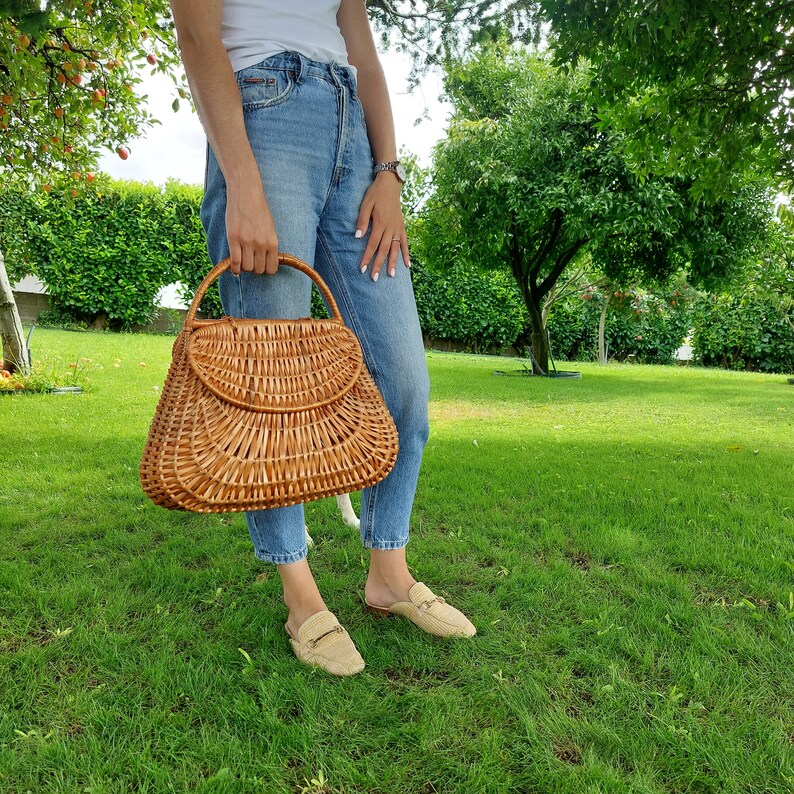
xmin=225 ymin=179 xmax=280 ymax=276
xmin=169 ymin=1 xmax=278 ymax=275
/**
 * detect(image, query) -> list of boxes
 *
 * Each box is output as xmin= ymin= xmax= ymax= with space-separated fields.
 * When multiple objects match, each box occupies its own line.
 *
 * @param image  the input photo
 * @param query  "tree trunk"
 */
xmin=0 ymin=246 xmax=30 ymax=375
xmin=509 ymin=228 xmax=586 ymax=376
xmin=526 ymin=296 xmax=550 ymax=375
xmin=598 ymin=293 xmax=612 ymax=364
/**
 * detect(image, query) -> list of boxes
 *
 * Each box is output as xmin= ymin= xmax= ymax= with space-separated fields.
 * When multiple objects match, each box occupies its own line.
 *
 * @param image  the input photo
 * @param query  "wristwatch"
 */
xmin=373 ymin=160 xmax=406 ymax=184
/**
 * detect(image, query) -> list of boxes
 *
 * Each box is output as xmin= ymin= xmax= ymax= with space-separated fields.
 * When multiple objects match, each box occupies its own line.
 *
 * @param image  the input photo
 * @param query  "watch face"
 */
xmin=396 ymin=163 xmax=407 ymax=182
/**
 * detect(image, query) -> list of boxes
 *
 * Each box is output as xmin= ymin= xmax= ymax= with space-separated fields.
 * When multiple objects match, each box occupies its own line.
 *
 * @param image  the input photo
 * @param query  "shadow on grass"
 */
xmin=431 ymin=360 xmax=792 ymax=410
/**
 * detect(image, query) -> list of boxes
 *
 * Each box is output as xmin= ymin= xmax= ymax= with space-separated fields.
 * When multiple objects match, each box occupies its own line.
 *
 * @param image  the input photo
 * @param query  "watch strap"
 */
xmin=374 ymin=160 xmax=400 ymax=173
xmin=373 ymin=160 xmax=405 ymax=183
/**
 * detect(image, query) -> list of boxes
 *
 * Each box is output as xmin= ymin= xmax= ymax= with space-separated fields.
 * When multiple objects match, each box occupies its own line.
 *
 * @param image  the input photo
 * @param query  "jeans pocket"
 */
xmin=237 ymin=66 xmax=294 ymax=110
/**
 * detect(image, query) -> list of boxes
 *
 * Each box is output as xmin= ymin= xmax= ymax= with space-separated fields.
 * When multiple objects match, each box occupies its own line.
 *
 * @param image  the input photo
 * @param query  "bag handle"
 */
xmin=185 ymin=253 xmax=344 ymax=329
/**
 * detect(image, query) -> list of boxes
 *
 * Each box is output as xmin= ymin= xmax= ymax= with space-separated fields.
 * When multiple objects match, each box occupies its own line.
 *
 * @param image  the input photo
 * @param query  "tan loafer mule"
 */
xmin=285 ymin=610 xmax=365 ymax=676
xmin=365 ymin=582 xmax=476 ymax=638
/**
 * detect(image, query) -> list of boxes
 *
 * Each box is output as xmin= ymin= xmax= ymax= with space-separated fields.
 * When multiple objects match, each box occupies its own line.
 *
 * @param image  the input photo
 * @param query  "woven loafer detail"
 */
xmin=285 ymin=610 xmax=365 ymax=676
xmin=367 ymin=582 xmax=476 ymax=638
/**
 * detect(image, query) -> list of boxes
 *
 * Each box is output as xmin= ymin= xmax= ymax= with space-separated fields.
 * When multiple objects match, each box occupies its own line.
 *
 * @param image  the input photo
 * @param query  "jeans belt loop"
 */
xmin=329 ymin=60 xmax=342 ymax=90
xmin=295 ymin=52 xmax=306 ymax=85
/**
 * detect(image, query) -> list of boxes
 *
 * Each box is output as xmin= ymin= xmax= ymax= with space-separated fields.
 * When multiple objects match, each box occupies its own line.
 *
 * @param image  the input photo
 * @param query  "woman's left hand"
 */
xmin=356 ymin=173 xmax=410 ymax=281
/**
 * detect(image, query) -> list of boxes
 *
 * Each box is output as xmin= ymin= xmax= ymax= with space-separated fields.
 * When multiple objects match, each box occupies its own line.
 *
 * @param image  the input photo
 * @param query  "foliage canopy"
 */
xmin=538 ymin=0 xmax=794 ymax=194
xmin=0 ymin=0 xmax=186 ymax=191
xmin=369 ymin=1 xmax=793 ymax=194
xmin=415 ymin=44 xmax=773 ymax=372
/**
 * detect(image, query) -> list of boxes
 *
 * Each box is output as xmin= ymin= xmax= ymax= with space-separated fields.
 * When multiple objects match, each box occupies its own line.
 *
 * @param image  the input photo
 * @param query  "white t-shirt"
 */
xmin=221 ymin=0 xmax=351 ymax=73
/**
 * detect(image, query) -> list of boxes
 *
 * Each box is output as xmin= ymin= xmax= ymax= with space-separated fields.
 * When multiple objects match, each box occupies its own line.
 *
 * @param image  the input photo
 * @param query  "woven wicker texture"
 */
xmin=189 ymin=320 xmax=363 ymax=411
xmin=286 ymin=611 xmax=365 ymax=676
xmin=383 ymin=582 xmax=477 ymax=638
xmin=140 ymin=254 xmax=399 ymax=513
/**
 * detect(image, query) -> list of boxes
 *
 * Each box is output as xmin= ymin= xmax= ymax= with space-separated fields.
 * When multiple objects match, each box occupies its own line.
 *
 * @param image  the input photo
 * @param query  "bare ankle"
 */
xmin=277 ymin=559 xmax=327 ymax=626
xmin=365 ymin=551 xmax=417 ymax=605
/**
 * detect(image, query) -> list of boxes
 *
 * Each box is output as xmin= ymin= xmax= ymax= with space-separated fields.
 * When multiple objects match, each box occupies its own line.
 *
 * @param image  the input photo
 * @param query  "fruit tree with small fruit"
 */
xmin=0 ymin=0 xmax=186 ymax=372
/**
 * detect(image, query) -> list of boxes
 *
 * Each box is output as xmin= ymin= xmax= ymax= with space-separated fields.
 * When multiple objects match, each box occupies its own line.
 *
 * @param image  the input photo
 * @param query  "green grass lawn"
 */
xmin=1 ymin=329 xmax=792 ymax=794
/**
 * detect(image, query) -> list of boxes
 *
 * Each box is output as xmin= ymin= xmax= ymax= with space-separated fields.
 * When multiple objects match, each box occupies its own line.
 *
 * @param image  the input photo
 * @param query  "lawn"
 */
xmin=1 ymin=328 xmax=792 ymax=794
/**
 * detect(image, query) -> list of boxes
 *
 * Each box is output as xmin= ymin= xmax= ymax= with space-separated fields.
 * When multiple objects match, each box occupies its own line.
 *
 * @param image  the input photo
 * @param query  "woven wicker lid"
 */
xmin=188 ymin=318 xmax=364 ymax=412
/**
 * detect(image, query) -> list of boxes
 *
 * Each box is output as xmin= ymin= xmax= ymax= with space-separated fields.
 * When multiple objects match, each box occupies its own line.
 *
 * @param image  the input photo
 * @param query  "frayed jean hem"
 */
xmin=362 ymin=538 xmax=409 ymax=551
xmin=254 ymin=547 xmax=308 ymax=565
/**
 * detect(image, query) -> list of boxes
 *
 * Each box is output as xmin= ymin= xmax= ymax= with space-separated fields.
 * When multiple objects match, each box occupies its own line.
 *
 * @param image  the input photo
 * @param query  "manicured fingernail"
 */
xmin=372 ymin=272 xmax=379 ymax=282
xmin=389 ymin=268 xmax=395 ymax=277
xmin=355 ymin=230 xmax=363 ymax=239
xmin=406 ymin=258 xmax=411 ymax=269
xmin=360 ymin=264 xmax=367 ymax=274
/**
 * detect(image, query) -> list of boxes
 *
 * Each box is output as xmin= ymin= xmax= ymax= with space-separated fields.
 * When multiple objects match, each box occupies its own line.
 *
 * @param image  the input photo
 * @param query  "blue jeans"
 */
xmin=200 ymin=52 xmax=430 ymax=565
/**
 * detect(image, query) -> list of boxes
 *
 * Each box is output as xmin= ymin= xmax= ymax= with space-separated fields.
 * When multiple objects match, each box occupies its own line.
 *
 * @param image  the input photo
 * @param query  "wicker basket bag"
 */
xmin=140 ymin=254 xmax=399 ymax=513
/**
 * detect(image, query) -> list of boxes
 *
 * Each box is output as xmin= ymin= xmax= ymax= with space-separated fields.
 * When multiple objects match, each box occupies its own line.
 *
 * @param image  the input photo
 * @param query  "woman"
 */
xmin=170 ymin=0 xmax=476 ymax=676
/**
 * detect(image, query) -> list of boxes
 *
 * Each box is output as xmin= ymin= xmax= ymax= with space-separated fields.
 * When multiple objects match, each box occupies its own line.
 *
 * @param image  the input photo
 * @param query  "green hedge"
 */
xmin=547 ymin=288 xmax=693 ymax=365
xmin=691 ymin=292 xmax=794 ymax=373
xmin=155 ymin=180 xmax=223 ymax=320
xmin=0 ymin=189 xmax=38 ymax=284
xmin=3 ymin=178 xmax=217 ymax=330
xmin=5 ymin=179 xmax=791 ymax=373
xmin=410 ymin=259 xmax=528 ymax=353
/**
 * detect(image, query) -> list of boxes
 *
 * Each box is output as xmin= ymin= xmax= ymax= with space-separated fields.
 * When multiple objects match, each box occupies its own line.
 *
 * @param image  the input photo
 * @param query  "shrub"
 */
xmin=410 ymin=259 xmax=528 ymax=353
xmin=16 ymin=179 xmax=190 ymax=329
xmin=10 ymin=178 xmax=212 ymax=330
xmin=0 ymin=189 xmax=39 ymax=283
xmin=36 ymin=307 xmax=89 ymax=332
xmin=547 ymin=287 xmax=693 ymax=364
xmin=166 ymin=181 xmax=223 ymax=319
xmin=547 ymin=295 xmax=599 ymax=362
xmin=691 ymin=292 xmax=794 ymax=373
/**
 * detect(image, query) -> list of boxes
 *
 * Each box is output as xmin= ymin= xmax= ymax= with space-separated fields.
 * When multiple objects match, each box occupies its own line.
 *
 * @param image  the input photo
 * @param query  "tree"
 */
xmin=370 ymin=2 xmax=792 ymax=195
xmin=366 ymin=0 xmax=539 ymax=68
xmin=1 ymin=1 xmax=185 ymax=184
xmin=0 ymin=0 xmax=185 ymax=371
xmin=536 ymin=0 xmax=794 ymax=195
xmin=0 ymin=246 xmax=28 ymax=372
xmin=414 ymin=44 xmax=771 ymax=374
